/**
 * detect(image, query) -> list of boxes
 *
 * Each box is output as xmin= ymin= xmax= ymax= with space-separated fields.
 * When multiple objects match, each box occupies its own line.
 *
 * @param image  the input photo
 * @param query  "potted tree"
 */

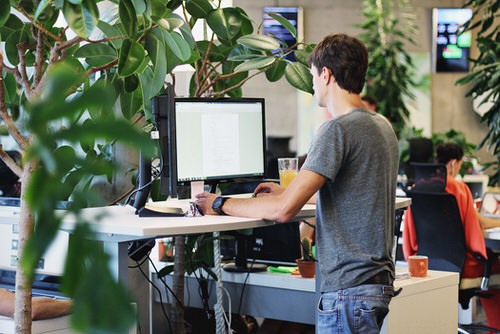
xmin=357 ymin=0 xmax=419 ymax=137
xmin=296 ymin=236 xmax=316 ymax=278
xmin=0 ymin=0 xmax=315 ymax=333
xmin=457 ymin=0 xmax=500 ymax=186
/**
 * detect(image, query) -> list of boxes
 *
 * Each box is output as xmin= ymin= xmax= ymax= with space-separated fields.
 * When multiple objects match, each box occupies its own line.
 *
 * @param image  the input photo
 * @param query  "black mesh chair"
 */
xmin=406 ymin=163 xmax=500 ymax=333
xmin=404 ymin=138 xmax=434 ymax=186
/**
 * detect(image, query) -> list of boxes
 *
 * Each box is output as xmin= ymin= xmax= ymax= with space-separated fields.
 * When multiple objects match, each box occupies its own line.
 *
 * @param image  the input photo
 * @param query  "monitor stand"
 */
xmin=223 ymin=234 xmax=267 ymax=273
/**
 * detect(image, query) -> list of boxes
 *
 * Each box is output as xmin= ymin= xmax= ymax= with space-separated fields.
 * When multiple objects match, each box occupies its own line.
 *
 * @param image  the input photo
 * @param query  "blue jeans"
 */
xmin=317 ymin=284 xmax=396 ymax=334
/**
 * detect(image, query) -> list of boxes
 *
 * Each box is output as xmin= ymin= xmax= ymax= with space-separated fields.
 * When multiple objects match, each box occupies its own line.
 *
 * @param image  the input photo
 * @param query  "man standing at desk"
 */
xmin=196 ymin=33 xmax=399 ymax=334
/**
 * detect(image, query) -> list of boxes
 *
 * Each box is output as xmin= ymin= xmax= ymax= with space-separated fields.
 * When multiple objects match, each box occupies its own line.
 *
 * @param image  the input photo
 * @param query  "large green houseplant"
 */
xmin=456 ymin=0 xmax=500 ymax=186
xmin=0 ymin=0 xmax=314 ymax=332
xmin=357 ymin=0 xmax=419 ymax=137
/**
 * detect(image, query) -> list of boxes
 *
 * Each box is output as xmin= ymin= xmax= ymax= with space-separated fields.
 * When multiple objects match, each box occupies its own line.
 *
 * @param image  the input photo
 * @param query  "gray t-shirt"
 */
xmin=302 ymin=108 xmax=399 ymax=292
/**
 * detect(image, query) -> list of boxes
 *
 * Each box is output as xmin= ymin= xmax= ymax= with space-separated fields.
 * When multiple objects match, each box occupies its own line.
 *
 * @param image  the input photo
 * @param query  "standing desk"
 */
xmin=58 ymin=197 xmax=411 ymax=282
xmin=58 ymin=199 xmax=316 ymax=283
xmin=1 ymin=196 xmax=411 ymax=333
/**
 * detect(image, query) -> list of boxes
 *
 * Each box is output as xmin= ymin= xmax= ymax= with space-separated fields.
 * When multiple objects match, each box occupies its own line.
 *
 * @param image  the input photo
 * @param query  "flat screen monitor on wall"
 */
xmin=432 ymin=8 xmax=473 ymax=72
xmin=263 ymin=7 xmax=303 ymax=62
xmin=153 ymin=93 xmax=267 ymax=199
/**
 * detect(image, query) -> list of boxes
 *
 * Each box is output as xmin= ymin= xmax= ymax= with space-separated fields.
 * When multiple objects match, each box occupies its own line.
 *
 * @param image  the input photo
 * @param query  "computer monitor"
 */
xmin=152 ymin=91 xmax=267 ymax=199
xmin=462 ymin=174 xmax=489 ymax=200
xmin=221 ymin=221 xmax=302 ymax=272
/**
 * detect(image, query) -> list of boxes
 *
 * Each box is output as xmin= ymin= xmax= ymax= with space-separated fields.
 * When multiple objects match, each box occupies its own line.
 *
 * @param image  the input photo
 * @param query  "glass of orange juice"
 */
xmin=278 ymin=157 xmax=298 ymax=188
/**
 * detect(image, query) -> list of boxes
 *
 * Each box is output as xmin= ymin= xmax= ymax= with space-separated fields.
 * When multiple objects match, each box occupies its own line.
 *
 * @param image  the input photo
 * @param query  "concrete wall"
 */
xmin=232 ymin=0 xmax=494 ymax=165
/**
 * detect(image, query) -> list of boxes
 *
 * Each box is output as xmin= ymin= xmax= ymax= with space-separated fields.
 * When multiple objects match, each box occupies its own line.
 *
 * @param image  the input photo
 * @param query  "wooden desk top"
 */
xmin=0 ymin=197 xmax=411 ymax=240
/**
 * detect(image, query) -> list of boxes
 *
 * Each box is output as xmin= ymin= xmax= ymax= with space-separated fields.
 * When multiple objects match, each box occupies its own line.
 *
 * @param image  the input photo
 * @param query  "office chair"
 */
xmin=403 ymin=138 xmax=434 ymax=186
xmin=406 ymin=163 xmax=500 ymax=333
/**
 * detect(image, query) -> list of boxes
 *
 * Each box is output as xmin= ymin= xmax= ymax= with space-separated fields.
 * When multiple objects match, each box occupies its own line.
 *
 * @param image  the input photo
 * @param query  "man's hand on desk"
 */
xmin=194 ymin=192 xmax=218 ymax=215
xmin=253 ymin=182 xmax=284 ymax=197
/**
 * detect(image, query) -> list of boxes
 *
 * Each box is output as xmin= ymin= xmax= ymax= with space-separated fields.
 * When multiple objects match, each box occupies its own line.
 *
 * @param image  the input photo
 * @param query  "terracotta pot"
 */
xmin=296 ymin=259 xmax=315 ymax=278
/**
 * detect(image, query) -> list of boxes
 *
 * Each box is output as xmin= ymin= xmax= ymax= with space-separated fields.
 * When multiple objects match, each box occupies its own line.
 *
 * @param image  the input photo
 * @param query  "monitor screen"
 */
xmin=174 ymin=98 xmax=266 ymax=185
xmin=220 ymin=221 xmax=302 ymax=270
xmin=152 ymin=94 xmax=267 ymax=199
xmin=433 ymin=8 xmax=473 ymax=72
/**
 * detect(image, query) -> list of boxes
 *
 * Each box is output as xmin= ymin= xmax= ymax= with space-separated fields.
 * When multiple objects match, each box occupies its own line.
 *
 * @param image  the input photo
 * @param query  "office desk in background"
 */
xmin=152 ymin=267 xmax=459 ymax=334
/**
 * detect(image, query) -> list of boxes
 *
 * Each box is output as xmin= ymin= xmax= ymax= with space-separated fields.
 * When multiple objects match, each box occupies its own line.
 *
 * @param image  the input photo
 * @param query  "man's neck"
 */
xmin=327 ymin=89 xmax=365 ymax=118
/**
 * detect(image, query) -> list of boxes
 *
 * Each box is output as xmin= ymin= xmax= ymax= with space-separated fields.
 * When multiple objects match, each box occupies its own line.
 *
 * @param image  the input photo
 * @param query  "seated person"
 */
xmin=361 ymin=94 xmax=390 ymax=124
xmin=0 ymin=288 xmax=72 ymax=320
xmin=403 ymin=143 xmax=500 ymax=329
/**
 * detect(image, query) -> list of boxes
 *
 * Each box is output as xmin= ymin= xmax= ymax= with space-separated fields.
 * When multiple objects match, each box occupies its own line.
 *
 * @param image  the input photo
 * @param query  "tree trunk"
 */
xmin=14 ymin=160 xmax=37 ymax=334
xmin=171 ymin=235 xmax=186 ymax=334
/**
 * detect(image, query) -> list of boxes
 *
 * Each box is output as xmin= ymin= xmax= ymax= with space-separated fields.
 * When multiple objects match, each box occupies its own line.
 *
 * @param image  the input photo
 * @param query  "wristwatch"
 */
xmin=212 ymin=196 xmax=229 ymax=215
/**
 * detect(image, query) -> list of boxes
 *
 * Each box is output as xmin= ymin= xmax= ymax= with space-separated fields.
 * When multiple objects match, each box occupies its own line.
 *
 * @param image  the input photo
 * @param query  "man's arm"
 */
xmin=0 ymin=288 xmax=15 ymax=318
xmin=196 ymin=169 xmax=326 ymax=222
xmin=31 ymin=298 xmax=72 ymax=320
xmin=0 ymin=288 xmax=72 ymax=320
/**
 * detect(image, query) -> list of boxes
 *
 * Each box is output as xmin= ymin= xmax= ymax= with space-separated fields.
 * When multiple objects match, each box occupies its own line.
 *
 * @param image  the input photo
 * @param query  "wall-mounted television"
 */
xmin=263 ymin=7 xmax=303 ymax=62
xmin=432 ymin=8 xmax=473 ymax=72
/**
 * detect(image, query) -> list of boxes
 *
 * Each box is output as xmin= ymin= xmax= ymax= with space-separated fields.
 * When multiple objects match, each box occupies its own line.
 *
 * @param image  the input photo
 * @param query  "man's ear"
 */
xmin=321 ymin=67 xmax=334 ymax=84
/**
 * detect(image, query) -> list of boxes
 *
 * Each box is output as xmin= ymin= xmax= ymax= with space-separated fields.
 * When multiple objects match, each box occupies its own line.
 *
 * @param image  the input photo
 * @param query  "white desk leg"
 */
xmin=103 ymin=241 xmax=129 ymax=285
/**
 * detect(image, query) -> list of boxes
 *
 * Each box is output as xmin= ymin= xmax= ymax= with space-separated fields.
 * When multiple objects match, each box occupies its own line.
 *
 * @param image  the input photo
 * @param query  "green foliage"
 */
xmin=61 ymin=224 xmax=136 ymax=334
xmin=457 ymin=0 xmax=500 ymax=186
xmin=399 ymin=127 xmax=477 ymax=176
xmin=18 ymin=63 xmax=153 ymax=332
xmin=300 ymin=237 xmax=315 ymax=262
xmin=357 ymin=0 xmax=419 ymax=137
xmin=0 ymin=1 xmax=316 ymax=331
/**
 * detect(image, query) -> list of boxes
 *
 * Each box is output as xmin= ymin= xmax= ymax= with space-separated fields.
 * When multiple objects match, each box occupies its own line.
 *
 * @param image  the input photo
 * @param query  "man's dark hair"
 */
xmin=308 ymin=33 xmax=368 ymax=94
xmin=435 ymin=143 xmax=464 ymax=165
xmin=361 ymin=94 xmax=378 ymax=107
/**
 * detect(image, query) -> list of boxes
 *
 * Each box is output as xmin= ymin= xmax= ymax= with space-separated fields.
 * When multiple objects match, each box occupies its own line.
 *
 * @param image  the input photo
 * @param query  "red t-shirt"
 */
xmin=403 ymin=176 xmax=487 ymax=278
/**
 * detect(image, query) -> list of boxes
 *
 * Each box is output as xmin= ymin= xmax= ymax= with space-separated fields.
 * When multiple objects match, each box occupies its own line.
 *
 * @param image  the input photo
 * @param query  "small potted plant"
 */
xmin=296 ymin=237 xmax=316 ymax=278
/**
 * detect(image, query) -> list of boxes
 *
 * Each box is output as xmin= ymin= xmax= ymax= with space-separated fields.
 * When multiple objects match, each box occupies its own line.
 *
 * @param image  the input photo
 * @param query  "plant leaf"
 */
xmin=0 ymin=15 xmax=24 ymax=41
xmin=131 ymin=0 xmax=146 ymax=14
xmin=237 ymin=34 xmax=280 ymax=52
xmin=233 ymin=56 xmax=275 ymax=72
xmin=163 ymin=30 xmax=191 ymax=61
xmin=74 ymin=43 xmax=117 ymax=67
xmin=268 ymin=13 xmax=297 ymax=39
xmin=206 ymin=7 xmax=242 ymax=42
xmin=119 ymin=0 xmax=137 ymax=38
xmin=285 ymin=62 xmax=313 ymax=94
xmin=145 ymin=32 xmax=167 ymax=98
xmin=33 ymin=0 xmax=52 ymax=23
xmin=0 ymin=0 xmax=9 ymax=26
xmin=62 ymin=0 xmax=99 ymax=38
xmin=185 ymin=0 xmax=213 ymax=19
xmin=118 ymin=39 xmax=146 ymax=77
xmin=5 ymin=29 xmax=32 ymax=66
xmin=153 ymin=16 xmax=184 ymax=31
xmin=265 ymin=59 xmax=286 ymax=82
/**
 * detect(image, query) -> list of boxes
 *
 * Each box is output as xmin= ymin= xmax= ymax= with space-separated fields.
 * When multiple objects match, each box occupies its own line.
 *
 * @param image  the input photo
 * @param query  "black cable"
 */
xmin=237 ymin=255 xmax=258 ymax=315
xmin=136 ymin=261 xmax=173 ymax=334
xmin=125 ymin=162 xmax=163 ymax=206
xmin=302 ymin=219 xmax=316 ymax=229
xmin=128 ymin=251 xmax=150 ymax=268
xmin=149 ymin=257 xmax=185 ymax=312
xmin=125 ymin=140 xmax=163 ymax=206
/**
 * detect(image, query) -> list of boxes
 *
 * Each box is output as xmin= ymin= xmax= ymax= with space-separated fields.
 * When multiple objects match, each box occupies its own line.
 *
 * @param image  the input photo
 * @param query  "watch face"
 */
xmin=212 ymin=197 xmax=223 ymax=214
xmin=212 ymin=197 xmax=226 ymax=215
